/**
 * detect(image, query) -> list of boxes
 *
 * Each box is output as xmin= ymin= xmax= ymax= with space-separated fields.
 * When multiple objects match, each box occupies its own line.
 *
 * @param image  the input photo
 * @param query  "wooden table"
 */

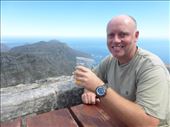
xmin=0 ymin=117 xmax=21 ymax=127
xmin=1 ymin=103 xmax=115 ymax=127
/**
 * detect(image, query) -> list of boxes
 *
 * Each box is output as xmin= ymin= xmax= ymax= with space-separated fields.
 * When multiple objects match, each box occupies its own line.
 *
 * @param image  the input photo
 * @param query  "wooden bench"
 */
xmin=0 ymin=117 xmax=21 ymax=127
xmin=1 ymin=103 xmax=115 ymax=127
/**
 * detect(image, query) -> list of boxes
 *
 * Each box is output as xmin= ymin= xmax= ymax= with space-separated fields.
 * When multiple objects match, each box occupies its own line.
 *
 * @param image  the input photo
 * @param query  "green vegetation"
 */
xmin=1 ymin=40 xmax=90 ymax=88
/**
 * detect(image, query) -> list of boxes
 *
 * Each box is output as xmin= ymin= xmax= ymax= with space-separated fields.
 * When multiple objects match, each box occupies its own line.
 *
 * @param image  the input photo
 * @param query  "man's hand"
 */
xmin=74 ymin=66 xmax=104 ymax=92
xmin=81 ymin=91 xmax=100 ymax=104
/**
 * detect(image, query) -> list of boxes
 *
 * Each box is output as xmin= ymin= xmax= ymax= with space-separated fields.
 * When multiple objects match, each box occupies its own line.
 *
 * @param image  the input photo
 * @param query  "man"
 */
xmin=74 ymin=15 xmax=169 ymax=127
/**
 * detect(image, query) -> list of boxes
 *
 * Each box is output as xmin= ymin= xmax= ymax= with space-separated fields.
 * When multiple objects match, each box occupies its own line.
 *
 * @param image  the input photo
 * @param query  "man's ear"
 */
xmin=134 ymin=31 xmax=139 ymax=42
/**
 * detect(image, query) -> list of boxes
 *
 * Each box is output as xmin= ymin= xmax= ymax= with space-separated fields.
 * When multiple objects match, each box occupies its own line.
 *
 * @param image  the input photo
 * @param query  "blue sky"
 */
xmin=1 ymin=1 xmax=170 ymax=39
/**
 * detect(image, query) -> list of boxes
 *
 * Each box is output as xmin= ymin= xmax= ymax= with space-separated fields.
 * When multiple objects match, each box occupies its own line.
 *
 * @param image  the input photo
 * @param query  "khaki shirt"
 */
xmin=94 ymin=48 xmax=170 ymax=126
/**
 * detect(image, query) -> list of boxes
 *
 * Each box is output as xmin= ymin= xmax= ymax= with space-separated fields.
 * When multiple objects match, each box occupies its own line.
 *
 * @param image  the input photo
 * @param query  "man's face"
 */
xmin=107 ymin=18 xmax=139 ymax=62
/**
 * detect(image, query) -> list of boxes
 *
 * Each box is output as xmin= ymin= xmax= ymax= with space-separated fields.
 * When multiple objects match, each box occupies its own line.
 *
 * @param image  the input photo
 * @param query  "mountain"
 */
xmin=1 ymin=43 xmax=10 ymax=52
xmin=1 ymin=40 xmax=90 ymax=88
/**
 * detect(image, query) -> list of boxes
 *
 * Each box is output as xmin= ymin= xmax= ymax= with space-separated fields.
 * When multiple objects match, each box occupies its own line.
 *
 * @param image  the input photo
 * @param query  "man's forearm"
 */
xmin=100 ymin=88 xmax=159 ymax=127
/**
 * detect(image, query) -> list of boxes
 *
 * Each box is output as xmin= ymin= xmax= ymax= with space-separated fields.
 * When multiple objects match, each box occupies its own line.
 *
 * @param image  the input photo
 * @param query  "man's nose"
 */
xmin=113 ymin=35 xmax=121 ymax=43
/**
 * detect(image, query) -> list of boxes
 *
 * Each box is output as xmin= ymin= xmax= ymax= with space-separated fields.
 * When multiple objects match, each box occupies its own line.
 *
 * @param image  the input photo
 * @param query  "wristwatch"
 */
xmin=95 ymin=84 xmax=108 ymax=98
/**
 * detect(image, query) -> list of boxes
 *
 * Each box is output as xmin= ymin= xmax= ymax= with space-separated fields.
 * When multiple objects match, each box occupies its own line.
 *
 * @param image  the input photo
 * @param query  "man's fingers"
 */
xmin=76 ymin=66 xmax=90 ymax=72
xmin=96 ymin=98 xmax=100 ymax=102
xmin=82 ymin=93 xmax=88 ymax=104
xmin=91 ymin=94 xmax=96 ymax=104
xmin=75 ymin=77 xmax=84 ymax=82
xmin=81 ymin=92 xmax=96 ymax=105
xmin=74 ymin=69 xmax=87 ymax=81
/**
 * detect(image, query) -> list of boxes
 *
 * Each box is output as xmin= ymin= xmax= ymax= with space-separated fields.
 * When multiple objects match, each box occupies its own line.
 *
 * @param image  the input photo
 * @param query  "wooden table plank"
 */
xmin=0 ymin=117 xmax=21 ymax=127
xmin=70 ymin=103 xmax=115 ymax=127
xmin=26 ymin=108 xmax=78 ymax=127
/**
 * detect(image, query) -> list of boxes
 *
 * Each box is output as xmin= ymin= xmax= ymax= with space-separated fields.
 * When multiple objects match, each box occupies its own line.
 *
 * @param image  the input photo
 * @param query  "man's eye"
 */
xmin=119 ymin=32 xmax=128 ymax=38
xmin=108 ymin=33 xmax=115 ymax=38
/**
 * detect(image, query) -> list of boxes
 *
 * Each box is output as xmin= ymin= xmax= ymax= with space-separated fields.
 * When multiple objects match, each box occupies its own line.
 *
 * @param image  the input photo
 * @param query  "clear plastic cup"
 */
xmin=76 ymin=57 xmax=95 ymax=69
xmin=75 ymin=57 xmax=95 ymax=84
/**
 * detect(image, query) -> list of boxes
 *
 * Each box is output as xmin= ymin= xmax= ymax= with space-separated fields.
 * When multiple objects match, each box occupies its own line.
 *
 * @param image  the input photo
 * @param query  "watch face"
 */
xmin=96 ymin=86 xmax=106 ymax=97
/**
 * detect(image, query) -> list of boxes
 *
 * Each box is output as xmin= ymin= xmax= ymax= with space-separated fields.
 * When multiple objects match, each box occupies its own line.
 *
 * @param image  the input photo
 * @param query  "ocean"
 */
xmin=1 ymin=37 xmax=170 ymax=64
xmin=59 ymin=37 xmax=170 ymax=65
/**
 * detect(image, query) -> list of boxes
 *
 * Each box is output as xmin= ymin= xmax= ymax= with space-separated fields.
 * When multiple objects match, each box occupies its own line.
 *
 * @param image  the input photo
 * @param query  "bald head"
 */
xmin=107 ymin=15 xmax=137 ymax=32
xmin=106 ymin=15 xmax=139 ymax=63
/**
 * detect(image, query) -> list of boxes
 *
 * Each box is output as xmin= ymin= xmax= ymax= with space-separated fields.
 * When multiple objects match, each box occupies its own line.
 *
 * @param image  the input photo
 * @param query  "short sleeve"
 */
xmin=136 ymin=65 xmax=169 ymax=120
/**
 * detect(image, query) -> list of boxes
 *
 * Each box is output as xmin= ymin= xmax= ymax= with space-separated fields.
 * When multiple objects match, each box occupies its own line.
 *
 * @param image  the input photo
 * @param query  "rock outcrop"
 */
xmin=0 ymin=76 xmax=83 ymax=122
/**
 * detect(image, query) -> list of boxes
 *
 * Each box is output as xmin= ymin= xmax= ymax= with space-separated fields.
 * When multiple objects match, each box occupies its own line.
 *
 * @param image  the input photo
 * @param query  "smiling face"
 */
xmin=107 ymin=15 xmax=139 ymax=64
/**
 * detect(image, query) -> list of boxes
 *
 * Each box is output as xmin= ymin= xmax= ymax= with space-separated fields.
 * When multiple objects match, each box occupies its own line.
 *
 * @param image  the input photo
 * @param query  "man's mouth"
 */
xmin=111 ymin=45 xmax=124 ymax=49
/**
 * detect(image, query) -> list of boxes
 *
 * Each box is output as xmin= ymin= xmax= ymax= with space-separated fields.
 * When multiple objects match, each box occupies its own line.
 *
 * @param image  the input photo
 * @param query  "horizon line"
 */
xmin=1 ymin=35 xmax=169 ymax=40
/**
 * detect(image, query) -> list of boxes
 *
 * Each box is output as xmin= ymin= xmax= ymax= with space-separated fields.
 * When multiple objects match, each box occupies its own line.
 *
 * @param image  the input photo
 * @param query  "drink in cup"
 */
xmin=75 ymin=56 xmax=95 ymax=85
